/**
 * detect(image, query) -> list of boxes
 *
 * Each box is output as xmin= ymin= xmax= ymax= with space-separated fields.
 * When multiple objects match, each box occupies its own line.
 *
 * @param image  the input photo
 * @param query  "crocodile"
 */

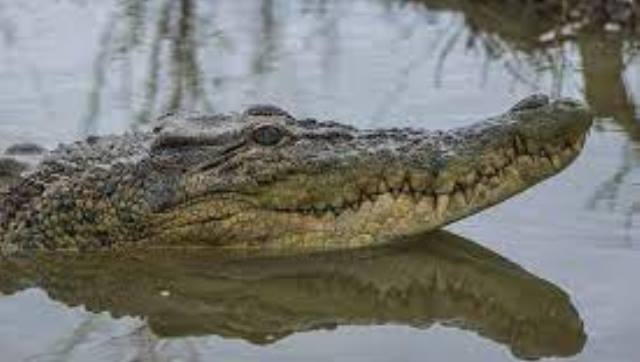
xmin=0 ymin=94 xmax=592 ymax=255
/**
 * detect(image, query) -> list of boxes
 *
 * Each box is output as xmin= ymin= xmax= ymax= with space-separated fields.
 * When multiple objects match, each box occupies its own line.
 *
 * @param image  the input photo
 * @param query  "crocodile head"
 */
xmin=143 ymin=95 xmax=591 ymax=251
xmin=0 ymin=95 xmax=592 ymax=253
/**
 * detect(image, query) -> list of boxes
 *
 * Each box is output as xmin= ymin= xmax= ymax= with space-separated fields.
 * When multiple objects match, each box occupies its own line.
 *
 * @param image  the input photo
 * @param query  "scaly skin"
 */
xmin=0 ymin=95 xmax=592 ymax=255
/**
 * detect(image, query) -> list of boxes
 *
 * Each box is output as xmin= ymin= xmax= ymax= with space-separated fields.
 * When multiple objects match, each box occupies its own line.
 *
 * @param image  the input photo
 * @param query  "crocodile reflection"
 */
xmin=0 ymin=230 xmax=585 ymax=360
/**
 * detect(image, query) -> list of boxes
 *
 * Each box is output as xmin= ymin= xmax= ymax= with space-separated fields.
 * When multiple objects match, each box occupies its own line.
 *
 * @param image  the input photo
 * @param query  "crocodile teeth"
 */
xmin=344 ymin=191 xmax=359 ymax=206
xmin=571 ymin=136 xmax=583 ymax=151
xmin=377 ymin=179 xmax=389 ymax=194
xmin=313 ymin=203 xmax=327 ymax=215
xmin=331 ymin=198 xmax=345 ymax=211
xmin=464 ymin=187 xmax=474 ymax=204
xmin=526 ymin=139 xmax=538 ymax=154
xmin=480 ymin=164 xmax=495 ymax=177
xmin=416 ymin=195 xmax=435 ymax=215
xmin=452 ymin=191 xmax=466 ymax=208
xmin=359 ymin=199 xmax=374 ymax=213
xmin=435 ymin=193 xmax=450 ymax=219
xmin=505 ymin=147 xmax=515 ymax=162
xmin=503 ymin=165 xmax=519 ymax=179
xmin=294 ymin=130 xmax=583 ymax=222
xmin=493 ymin=155 xmax=508 ymax=169
xmin=540 ymin=156 xmax=553 ymax=169
xmin=409 ymin=173 xmax=427 ymax=192
xmin=386 ymin=172 xmax=406 ymax=191
xmin=463 ymin=171 xmax=477 ymax=186
xmin=401 ymin=180 xmax=412 ymax=194
xmin=540 ymin=148 xmax=550 ymax=159
xmin=488 ymin=176 xmax=501 ymax=188
xmin=517 ymin=155 xmax=534 ymax=166
xmin=474 ymin=183 xmax=488 ymax=200
xmin=435 ymin=179 xmax=454 ymax=194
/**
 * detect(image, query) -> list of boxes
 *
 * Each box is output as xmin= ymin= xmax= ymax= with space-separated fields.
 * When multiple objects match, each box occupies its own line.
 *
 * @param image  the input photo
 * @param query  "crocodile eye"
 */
xmin=252 ymin=125 xmax=286 ymax=146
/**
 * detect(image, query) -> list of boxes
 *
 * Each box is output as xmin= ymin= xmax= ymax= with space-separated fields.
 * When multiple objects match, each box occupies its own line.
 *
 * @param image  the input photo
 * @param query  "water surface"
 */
xmin=0 ymin=0 xmax=638 ymax=361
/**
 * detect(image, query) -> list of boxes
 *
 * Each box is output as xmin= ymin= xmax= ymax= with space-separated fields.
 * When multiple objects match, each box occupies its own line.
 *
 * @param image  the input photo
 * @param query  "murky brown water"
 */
xmin=0 ymin=0 xmax=638 ymax=361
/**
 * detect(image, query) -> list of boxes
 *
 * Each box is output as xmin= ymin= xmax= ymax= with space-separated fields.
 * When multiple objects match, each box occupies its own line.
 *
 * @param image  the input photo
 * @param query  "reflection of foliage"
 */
xmin=417 ymin=0 xmax=584 ymax=95
xmin=82 ymin=0 xmax=216 ymax=133
xmin=250 ymin=0 xmax=278 ymax=76
xmin=0 ymin=2 xmax=16 ymax=47
xmin=412 ymin=0 xmax=640 ymax=242
xmin=416 ymin=0 xmax=640 ymax=103
xmin=629 ymin=200 xmax=640 ymax=232
xmin=375 ymin=3 xmax=574 ymax=117
xmin=587 ymin=140 xmax=640 ymax=244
